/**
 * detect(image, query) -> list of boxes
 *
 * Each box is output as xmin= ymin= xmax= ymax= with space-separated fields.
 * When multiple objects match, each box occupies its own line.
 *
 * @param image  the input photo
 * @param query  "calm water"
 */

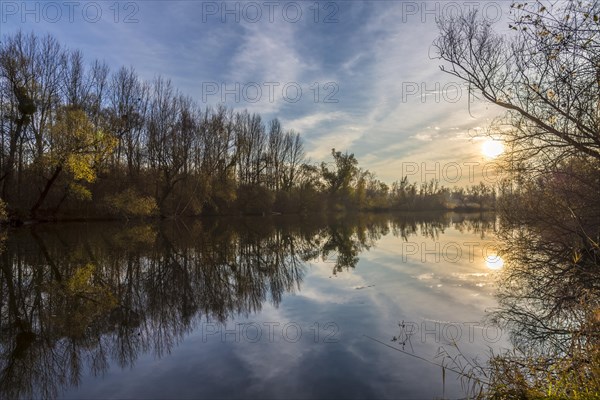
xmin=0 ymin=213 xmax=509 ymax=399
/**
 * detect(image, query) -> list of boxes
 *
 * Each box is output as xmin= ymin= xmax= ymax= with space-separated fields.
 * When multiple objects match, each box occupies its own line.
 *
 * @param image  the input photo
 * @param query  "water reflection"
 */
xmin=490 ymin=220 xmax=600 ymax=356
xmin=0 ymin=213 xmax=499 ymax=399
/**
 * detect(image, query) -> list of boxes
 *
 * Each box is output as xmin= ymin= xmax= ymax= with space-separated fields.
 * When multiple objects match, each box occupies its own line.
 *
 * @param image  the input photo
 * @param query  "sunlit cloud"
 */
xmin=1 ymin=0 xmax=512 ymax=182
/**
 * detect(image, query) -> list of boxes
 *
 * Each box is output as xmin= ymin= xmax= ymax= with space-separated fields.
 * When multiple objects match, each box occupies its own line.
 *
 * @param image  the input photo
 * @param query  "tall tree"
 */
xmin=30 ymin=106 xmax=116 ymax=217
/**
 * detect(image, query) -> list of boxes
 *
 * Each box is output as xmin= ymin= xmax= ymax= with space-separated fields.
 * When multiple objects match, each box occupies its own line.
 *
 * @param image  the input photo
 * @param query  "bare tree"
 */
xmin=434 ymin=1 xmax=600 ymax=171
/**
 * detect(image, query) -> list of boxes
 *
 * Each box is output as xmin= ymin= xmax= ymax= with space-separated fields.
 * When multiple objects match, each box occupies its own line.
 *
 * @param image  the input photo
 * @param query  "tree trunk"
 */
xmin=30 ymin=166 xmax=62 ymax=219
xmin=1 ymin=115 xmax=26 ymax=202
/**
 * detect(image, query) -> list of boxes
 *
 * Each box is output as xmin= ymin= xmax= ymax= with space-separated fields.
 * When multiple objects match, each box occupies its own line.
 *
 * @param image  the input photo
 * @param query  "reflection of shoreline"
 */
xmin=0 ymin=212 xmax=497 ymax=399
xmin=490 ymin=220 xmax=600 ymax=355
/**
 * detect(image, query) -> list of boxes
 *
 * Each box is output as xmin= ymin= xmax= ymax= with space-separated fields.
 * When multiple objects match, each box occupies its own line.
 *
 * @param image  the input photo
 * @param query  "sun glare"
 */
xmin=481 ymin=139 xmax=504 ymax=159
xmin=485 ymin=254 xmax=505 ymax=270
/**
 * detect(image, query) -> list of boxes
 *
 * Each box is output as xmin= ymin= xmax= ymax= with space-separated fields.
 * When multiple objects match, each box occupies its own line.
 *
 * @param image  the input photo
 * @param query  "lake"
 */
xmin=0 ymin=212 xmax=510 ymax=399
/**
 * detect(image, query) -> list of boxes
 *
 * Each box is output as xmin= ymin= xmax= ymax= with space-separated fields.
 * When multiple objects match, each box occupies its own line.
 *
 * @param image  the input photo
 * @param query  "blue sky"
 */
xmin=1 ymin=0 xmax=512 ymax=184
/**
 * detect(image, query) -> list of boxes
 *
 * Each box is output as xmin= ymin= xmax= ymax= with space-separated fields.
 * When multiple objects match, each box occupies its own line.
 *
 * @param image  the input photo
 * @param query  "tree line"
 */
xmin=0 ymin=31 xmax=496 ymax=222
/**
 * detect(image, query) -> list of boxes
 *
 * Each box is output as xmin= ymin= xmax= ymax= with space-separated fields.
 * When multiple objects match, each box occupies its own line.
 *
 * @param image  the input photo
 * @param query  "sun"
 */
xmin=485 ymin=254 xmax=504 ymax=270
xmin=481 ymin=139 xmax=504 ymax=159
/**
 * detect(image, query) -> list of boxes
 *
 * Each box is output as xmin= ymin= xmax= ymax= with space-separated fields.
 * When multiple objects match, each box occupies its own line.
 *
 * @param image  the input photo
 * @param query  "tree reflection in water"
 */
xmin=0 ymin=212 xmax=497 ymax=399
xmin=481 ymin=191 xmax=600 ymax=396
xmin=489 ymin=219 xmax=600 ymax=356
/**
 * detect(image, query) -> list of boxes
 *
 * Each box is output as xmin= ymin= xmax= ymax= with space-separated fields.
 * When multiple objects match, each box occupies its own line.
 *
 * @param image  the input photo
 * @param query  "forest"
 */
xmin=0 ymin=31 xmax=496 ymax=223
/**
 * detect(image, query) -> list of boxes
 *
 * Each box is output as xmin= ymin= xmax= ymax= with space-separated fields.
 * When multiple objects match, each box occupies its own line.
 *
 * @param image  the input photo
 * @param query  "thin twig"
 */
xmin=363 ymin=335 xmax=490 ymax=385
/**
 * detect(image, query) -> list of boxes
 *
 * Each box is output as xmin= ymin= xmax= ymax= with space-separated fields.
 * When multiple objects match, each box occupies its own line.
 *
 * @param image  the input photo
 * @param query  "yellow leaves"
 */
xmin=48 ymin=107 xmax=118 ymax=201
xmin=105 ymin=189 xmax=158 ymax=218
xmin=66 ymin=154 xmax=96 ymax=182
xmin=97 ymin=130 xmax=118 ymax=158
xmin=68 ymin=182 xmax=92 ymax=201
xmin=573 ymin=249 xmax=582 ymax=264
xmin=66 ymin=263 xmax=96 ymax=295
xmin=65 ymin=263 xmax=117 ymax=309
xmin=114 ymin=225 xmax=158 ymax=246
xmin=51 ymin=108 xmax=93 ymax=146
xmin=45 ymin=263 xmax=118 ymax=339
xmin=51 ymin=107 xmax=116 ymax=167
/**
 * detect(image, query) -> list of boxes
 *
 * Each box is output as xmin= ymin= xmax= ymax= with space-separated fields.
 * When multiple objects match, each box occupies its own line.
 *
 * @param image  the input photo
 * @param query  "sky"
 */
xmin=0 ymin=0 xmax=514 ymax=185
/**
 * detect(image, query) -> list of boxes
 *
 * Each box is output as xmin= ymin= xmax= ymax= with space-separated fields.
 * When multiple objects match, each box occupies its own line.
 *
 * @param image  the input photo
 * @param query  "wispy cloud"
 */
xmin=1 ymin=0 xmax=512 ymax=183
